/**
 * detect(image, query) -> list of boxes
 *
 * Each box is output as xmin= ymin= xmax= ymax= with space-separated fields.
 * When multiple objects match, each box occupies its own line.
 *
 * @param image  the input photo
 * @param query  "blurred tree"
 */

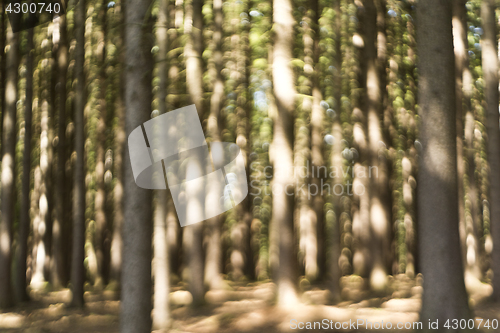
xmin=481 ymin=0 xmax=500 ymax=302
xmin=362 ymin=0 xmax=391 ymax=294
xmin=453 ymin=0 xmax=482 ymax=285
xmin=204 ymin=0 xmax=224 ymax=291
xmin=183 ymin=0 xmax=205 ymax=307
xmin=329 ymin=0 xmax=343 ymax=301
xmin=110 ymin=0 xmax=126 ymax=287
xmin=15 ymin=22 xmax=34 ymax=303
xmin=0 ymin=13 xmax=20 ymax=309
xmin=152 ymin=0 xmax=171 ymax=328
xmin=94 ymin=0 xmax=109 ymax=288
xmin=52 ymin=11 xmax=69 ymax=289
xmin=70 ymin=0 xmax=87 ymax=308
xmin=273 ymin=0 xmax=298 ymax=307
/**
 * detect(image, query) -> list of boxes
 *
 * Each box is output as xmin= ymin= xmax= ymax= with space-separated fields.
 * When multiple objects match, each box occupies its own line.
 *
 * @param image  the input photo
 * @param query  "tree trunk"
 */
xmin=273 ymin=0 xmax=298 ymax=307
xmin=0 ymin=16 xmax=19 ymax=309
xmin=153 ymin=192 xmax=170 ymax=330
xmin=94 ymin=0 xmax=109 ymax=289
xmin=152 ymin=0 xmax=170 ymax=329
xmin=121 ymin=0 xmax=154 ymax=331
xmin=70 ymin=0 xmax=87 ymax=308
xmin=481 ymin=0 xmax=500 ymax=302
xmin=183 ymin=0 xmax=205 ymax=307
xmin=417 ymin=0 xmax=473 ymax=329
xmin=109 ymin=0 xmax=126 ymax=287
xmin=363 ymin=0 xmax=391 ymax=294
xmin=15 ymin=23 xmax=33 ymax=303
xmin=453 ymin=0 xmax=482 ymax=286
xmin=329 ymin=0 xmax=343 ymax=301
xmin=204 ymin=0 xmax=224 ymax=290
xmin=52 ymin=12 xmax=68 ymax=289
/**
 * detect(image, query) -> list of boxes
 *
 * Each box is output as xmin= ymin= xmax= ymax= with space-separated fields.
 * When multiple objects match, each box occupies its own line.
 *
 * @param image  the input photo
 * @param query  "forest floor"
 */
xmin=1 ymin=274 xmax=499 ymax=333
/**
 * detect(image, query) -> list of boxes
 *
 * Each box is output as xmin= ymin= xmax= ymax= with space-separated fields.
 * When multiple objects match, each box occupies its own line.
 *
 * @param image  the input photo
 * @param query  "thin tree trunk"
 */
xmin=109 ymin=0 xmax=126 ymax=287
xmin=417 ymin=0 xmax=473 ymax=329
xmin=297 ymin=2 xmax=317 ymax=283
xmin=165 ymin=0 xmax=183 ymax=278
xmin=32 ymin=83 xmax=51 ymax=289
xmin=363 ymin=0 xmax=391 ymax=294
xmin=453 ymin=0 xmax=482 ymax=285
xmin=152 ymin=0 xmax=170 ymax=328
xmin=273 ymin=0 xmax=298 ymax=307
xmin=52 ymin=12 xmax=68 ymax=289
xmin=0 ymin=16 xmax=19 ymax=309
xmin=183 ymin=0 xmax=205 ymax=307
xmin=92 ymin=0 xmax=109 ymax=289
xmin=15 ymin=22 xmax=34 ymax=303
xmin=329 ymin=0 xmax=343 ymax=301
xmin=481 ymin=0 xmax=500 ymax=302
xmin=204 ymin=0 xmax=224 ymax=290
xmin=70 ymin=0 xmax=87 ymax=308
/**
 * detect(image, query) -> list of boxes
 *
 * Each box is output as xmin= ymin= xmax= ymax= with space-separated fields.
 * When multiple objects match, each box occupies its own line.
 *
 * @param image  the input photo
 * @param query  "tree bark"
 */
xmin=94 ymin=0 xmax=109 ymax=289
xmin=52 ymin=12 xmax=69 ymax=290
xmin=152 ymin=0 xmax=170 ymax=328
xmin=481 ymin=0 xmax=500 ymax=302
xmin=0 ymin=18 xmax=19 ymax=309
xmin=453 ymin=0 xmax=482 ymax=286
xmin=0 ymin=16 xmax=19 ymax=310
xmin=109 ymin=0 xmax=126 ymax=287
xmin=329 ymin=0 xmax=343 ymax=301
xmin=417 ymin=0 xmax=473 ymax=329
xmin=15 ymin=23 xmax=34 ymax=303
xmin=204 ymin=0 xmax=224 ymax=290
xmin=273 ymin=0 xmax=298 ymax=307
xmin=70 ymin=0 xmax=87 ymax=308
xmin=121 ymin=0 xmax=154 ymax=331
xmin=183 ymin=0 xmax=205 ymax=307
xmin=363 ymin=0 xmax=391 ymax=294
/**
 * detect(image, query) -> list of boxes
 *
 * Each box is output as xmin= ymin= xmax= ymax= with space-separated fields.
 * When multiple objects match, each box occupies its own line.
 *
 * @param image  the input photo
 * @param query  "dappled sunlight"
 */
xmin=1 ymin=277 xmax=500 ymax=332
xmin=0 ymin=313 xmax=24 ymax=329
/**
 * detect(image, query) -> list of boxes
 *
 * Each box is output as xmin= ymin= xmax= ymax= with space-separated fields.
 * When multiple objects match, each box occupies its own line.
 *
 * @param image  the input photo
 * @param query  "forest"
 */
xmin=0 ymin=0 xmax=500 ymax=332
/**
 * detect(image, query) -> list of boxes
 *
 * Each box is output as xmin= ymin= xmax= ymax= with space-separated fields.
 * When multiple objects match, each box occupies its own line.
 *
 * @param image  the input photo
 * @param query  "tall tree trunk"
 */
xmin=183 ymin=0 xmax=205 ymax=307
xmin=417 ymin=0 xmax=473 ymax=329
xmin=329 ymin=0 xmax=343 ymax=301
xmin=0 ymin=16 xmax=19 ymax=309
xmin=16 ymin=21 xmax=33 ymax=303
xmin=94 ymin=0 xmax=109 ymax=289
xmin=33 ymin=75 xmax=51 ymax=289
xmin=165 ymin=0 xmax=183 ymax=278
xmin=204 ymin=0 xmax=224 ymax=290
xmin=110 ymin=0 xmax=126 ymax=287
xmin=152 ymin=0 xmax=170 ymax=329
xmin=363 ymin=0 xmax=391 ymax=294
xmin=273 ymin=0 xmax=298 ymax=307
xmin=70 ymin=0 xmax=87 ymax=308
xmin=482 ymin=0 xmax=500 ymax=302
xmin=296 ymin=1 xmax=317 ymax=283
xmin=121 ymin=0 xmax=154 ymax=331
xmin=453 ymin=0 xmax=482 ymax=285
xmin=52 ymin=12 xmax=68 ymax=289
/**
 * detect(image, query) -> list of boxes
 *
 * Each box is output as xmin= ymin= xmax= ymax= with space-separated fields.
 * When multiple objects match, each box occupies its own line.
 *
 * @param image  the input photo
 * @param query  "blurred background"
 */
xmin=0 ymin=0 xmax=500 ymax=332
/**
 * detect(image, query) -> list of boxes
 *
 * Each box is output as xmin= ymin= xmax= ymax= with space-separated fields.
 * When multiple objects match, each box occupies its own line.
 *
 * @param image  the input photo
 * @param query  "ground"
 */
xmin=1 ymin=275 xmax=499 ymax=332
